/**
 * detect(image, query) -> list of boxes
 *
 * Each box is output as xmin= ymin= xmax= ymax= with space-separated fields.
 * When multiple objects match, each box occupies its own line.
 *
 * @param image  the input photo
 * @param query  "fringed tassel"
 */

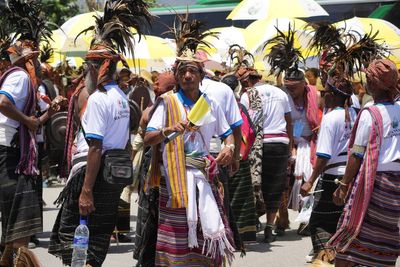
xmin=188 ymin=222 xmax=199 ymax=248
xmin=16 ymin=131 xmax=39 ymax=176
xmin=202 ymin=232 xmax=235 ymax=265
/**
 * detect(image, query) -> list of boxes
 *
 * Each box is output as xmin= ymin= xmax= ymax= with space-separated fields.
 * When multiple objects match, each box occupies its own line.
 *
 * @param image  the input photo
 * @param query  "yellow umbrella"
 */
xmin=227 ymin=0 xmax=328 ymax=21
xmin=246 ymin=17 xmax=312 ymax=56
xmin=334 ymin=17 xmax=400 ymax=66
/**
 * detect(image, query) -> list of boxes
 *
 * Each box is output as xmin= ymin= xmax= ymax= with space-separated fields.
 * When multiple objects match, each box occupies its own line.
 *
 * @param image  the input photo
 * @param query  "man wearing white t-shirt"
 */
xmin=240 ymin=72 xmax=292 ymax=243
xmin=200 ymin=77 xmax=243 ymax=167
xmin=300 ymin=75 xmax=356 ymax=262
xmin=49 ymin=48 xmax=132 ymax=266
xmin=0 ymin=40 xmax=64 ymax=264
xmin=328 ymin=59 xmax=400 ymax=267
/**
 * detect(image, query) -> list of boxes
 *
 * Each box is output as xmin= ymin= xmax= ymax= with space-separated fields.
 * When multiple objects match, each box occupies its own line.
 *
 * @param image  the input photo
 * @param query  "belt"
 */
xmin=263 ymin=133 xmax=288 ymax=139
xmin=72 ymin=155 xmax=87 ymax=166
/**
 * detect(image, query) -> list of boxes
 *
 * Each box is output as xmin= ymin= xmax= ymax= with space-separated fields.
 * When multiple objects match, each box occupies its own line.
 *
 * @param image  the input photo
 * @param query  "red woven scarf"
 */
xmin=327 ymin=106 xmax=383 ymax=252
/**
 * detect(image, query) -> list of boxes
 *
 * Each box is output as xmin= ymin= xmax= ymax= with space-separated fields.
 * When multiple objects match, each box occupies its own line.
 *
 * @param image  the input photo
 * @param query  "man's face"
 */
xmin=119 ymin=72 xmax=131 ymax=83
xmin=285 ymin=80 xmax=306 ymax=99
xmin=176 ymin=64 xmax=202 ymax=91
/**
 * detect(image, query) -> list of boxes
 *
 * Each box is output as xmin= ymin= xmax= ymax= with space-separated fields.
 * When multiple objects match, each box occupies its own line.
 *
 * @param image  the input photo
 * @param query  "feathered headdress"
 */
xmin=165 ymin=11 xmax=216 ymax=60
xmin=40 ymin=44 xmax=54 ymax=64
xmin=4 ymin=0 xmax=53 ymax=46
xmin=334 ymin=29 xmax=388 ymax=77
xmin=0 ymin=16 xmax=12 ymax=62
xmin=263 ymin=24 xmax=304 ymax=77
xmin=77 ymin=0 xmax=153 ymax=57
xmin=228 ymin=44 xmax=255 ymax=71
xmin=307 ymin=22 xmax=388 ymax=78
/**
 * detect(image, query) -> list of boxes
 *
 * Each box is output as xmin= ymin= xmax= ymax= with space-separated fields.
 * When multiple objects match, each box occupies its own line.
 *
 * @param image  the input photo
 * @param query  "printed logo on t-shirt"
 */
xmin=114 ymin=97 xmax=130 ymax=121
xmin=386 ymin=117 xmax=400 ymax=139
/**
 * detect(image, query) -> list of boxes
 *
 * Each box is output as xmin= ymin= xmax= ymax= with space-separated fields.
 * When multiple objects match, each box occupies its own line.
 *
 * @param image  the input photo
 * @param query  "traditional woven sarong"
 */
xmin=134 ymin=148 xmax=159 ymax=267
xmin=228 ymin=159 xmax=256 ymax=242
xmin=0 ymin=145 xmax=42 ymax=243
xmin=49 ymin=166 xmax=123 ymax=267
xmin=155 ymin=176 xmax=233 ymax=267
xmin=309 ymin=173 xmax=344 ymax=253
xmin=115 ymin=199 xmax=130 ymax=233
xmin=261 ymin=143 xmax=289 ymax=212
xmin=335 ymin=171 xmax=400 ymax=266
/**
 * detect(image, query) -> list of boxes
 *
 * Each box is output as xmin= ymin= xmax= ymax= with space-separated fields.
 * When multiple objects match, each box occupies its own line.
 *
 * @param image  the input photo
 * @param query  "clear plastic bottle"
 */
xmin=71 ymin=218 xmax=89 ymax=267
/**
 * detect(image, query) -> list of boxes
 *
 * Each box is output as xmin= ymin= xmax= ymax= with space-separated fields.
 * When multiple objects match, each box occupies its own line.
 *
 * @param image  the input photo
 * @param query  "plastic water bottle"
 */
xmin=71 ymin=217 xmax=89 ymax=267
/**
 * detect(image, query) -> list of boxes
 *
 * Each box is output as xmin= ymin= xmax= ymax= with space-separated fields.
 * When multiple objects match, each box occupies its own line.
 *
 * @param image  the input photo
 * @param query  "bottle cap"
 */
xmin=80 ymin=216 xmax=87 ymax=225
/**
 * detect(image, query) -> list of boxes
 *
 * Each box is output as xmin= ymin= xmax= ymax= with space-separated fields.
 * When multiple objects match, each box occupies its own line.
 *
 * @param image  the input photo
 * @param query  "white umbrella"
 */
xmin=227 ymin=0 xmax=328 ymax=21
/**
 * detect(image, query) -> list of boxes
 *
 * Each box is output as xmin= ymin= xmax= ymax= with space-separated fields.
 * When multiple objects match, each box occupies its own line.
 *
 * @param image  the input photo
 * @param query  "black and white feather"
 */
xmin=76 ymin=0 xmax=153 ymax=56
xmin=263 ymin=24 xmax=303 ymax=76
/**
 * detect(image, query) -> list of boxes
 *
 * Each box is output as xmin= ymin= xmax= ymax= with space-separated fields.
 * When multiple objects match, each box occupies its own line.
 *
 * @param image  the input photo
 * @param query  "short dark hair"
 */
xmin=221 ymin=75 xmax=238 ymax=91
xmin=306 ymin=68 xmax=319 ymax=78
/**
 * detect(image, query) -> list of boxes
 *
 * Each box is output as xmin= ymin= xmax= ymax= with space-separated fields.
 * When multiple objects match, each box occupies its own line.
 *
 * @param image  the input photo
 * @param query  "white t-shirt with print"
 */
xmin=146 ymin=90 xmax=232 ymax=158
xmin=316 ymin=107 xmax=357 ymax=175
xmin=0 ymin=70 xmax=30 ymax=146
xmin=200 ymin=78 xmax=243 ymax=129
xmin=353 ymin=103 xmax=400 ymax=171
xmin=76 ymin=82 xmax=130 ymax=153
xmin=241 ymin=84 xmax=291 ymax=144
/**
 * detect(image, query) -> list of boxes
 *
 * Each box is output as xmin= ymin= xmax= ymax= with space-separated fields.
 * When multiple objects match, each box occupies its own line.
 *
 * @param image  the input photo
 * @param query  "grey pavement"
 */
xmin=23 ymin=187 xmax=399 ymax=267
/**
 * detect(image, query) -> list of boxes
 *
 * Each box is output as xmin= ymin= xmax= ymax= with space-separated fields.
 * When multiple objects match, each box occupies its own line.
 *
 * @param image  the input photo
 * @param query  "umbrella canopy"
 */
xmin=246 ymin=17 xmax=312 ymax=56
xmin=227 ymin=0 xmax=328 ymax=21
xmin=47 ymin=33 xmax=174 ymax=69
xmin=197 ymin=26 xmax=249 ymax=64
xmin=334 ymin=17 xmax=400 ymax=66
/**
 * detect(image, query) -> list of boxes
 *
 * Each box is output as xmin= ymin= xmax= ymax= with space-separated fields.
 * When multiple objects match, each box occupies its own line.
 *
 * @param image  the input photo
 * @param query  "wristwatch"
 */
xmin=226 ymin=144 xmax=235 ymax=153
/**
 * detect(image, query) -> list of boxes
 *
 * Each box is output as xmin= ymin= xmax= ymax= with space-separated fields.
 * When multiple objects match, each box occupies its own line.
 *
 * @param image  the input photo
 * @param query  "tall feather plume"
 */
xmin=4 ymin=0 xmax=53 ymax=46
xmin=306 ymin=22 xmax=346 ymax=56
xmin=76 ymin=0 xmax=153 ymax=56
xmin=228 ymin=44 xmax=255 ymax=71
xmin=333 ymin=27 xmax=389 ymax=77
xmin=0 ymin=16 xmax=13 ymax=60
xmin=165 ymin=11 xmax=216 ymax=56
xmin=40 ymin=44 xmax=54 ymax=63
xmin=263 ymin=24 xmax=303 ymax=76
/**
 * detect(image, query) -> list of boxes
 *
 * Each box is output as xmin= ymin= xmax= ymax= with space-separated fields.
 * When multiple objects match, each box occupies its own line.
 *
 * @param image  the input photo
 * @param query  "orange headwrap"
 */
xmin=85 ymin=44 xmax=128 ymax=87
xmin=7 ymin=40 xmax=40 ymax=89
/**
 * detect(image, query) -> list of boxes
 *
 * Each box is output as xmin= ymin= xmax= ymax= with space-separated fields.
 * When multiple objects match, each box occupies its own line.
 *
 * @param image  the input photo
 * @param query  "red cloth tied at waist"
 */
xmin=263 ymin=133 xmax=288 ymax=139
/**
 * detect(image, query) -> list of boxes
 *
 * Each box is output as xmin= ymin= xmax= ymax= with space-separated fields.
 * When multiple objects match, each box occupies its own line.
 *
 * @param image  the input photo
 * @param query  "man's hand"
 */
xmin=79 ymin=186 xmax=96 ymax=216
xmin=25 ymin=116 xmax=40 ymax=131
xmin=49 ymin=96 xmax=68 ymax=116
xmin=300 ymin=181 xmax=313 ymax=197
xmin=166 ymin=121 xmax=188 ymax=134
xmin=229 ymin=159 xmax=240 ymax=176
xmin=332 ymin=186 xmax=348 ymax=206
xmin=215 ymin=146 xmax=233 ymax=166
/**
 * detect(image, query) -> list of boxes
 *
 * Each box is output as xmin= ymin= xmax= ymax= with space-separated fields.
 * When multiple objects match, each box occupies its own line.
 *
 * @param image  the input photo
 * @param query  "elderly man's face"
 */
xmin=176 ymin=64 xmax=202 ymax=91
xmin=285 ymin=80 xmax=306 ymax=99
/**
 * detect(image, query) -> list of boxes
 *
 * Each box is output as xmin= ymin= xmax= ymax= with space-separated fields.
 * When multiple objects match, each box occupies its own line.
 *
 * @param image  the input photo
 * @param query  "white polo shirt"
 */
xmin=353 ymin=102 xmax=400 ymax=172
xmin=146 ymin=90 xmax=232 ymax=158
xmin=241 ymin=84 xmax=291 ymax=144
xmin=0 ymin=70 xmax=30 ymax=146
xmin=316 ymin=107 xmax=357 ymax=175
xmin=200 ymin=78 xmax=243 ymax=129
xmin=76 ymin=82 xmax=130 ymax=153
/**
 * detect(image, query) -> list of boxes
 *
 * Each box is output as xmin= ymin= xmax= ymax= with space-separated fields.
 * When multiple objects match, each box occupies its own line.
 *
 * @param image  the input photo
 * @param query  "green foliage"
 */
xmin=41 ymin=0 xmax=80 ymax=26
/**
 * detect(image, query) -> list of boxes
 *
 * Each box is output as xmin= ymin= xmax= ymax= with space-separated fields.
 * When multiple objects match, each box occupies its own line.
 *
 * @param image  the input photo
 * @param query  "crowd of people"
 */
xmin=0 ymin=0 xmax=399 ymax=267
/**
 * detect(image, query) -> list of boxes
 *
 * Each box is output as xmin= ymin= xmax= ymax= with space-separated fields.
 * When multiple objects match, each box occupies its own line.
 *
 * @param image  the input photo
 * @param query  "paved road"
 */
xmin=18 ymin=187 xmax=398 ymax=266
